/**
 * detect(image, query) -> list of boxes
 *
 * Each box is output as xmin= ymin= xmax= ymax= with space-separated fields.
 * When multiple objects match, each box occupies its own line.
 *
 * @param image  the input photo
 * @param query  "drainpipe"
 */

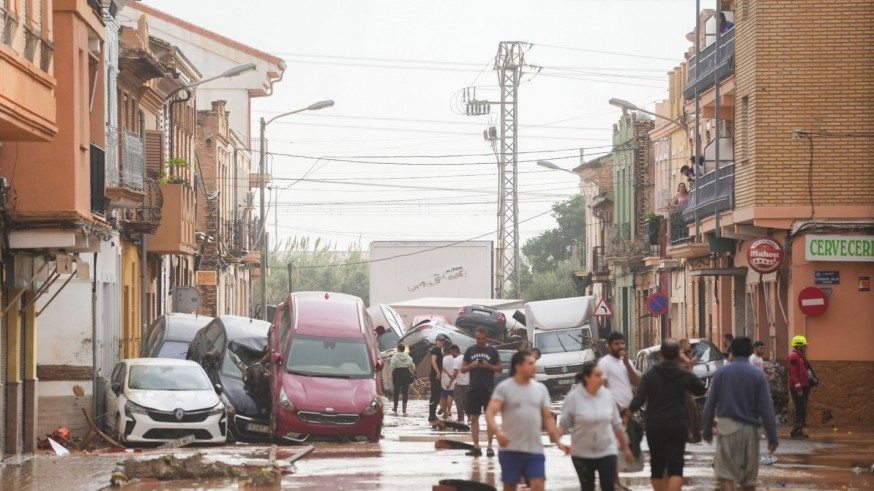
xmin=693 ymin=0 xmax=701 ymax=239
xmin=139 ymin=110 xmax=148 ymax=346
xmin=92 ymin=253 xmax=99 ymax=418
xmin=714 ymin=3 xmax=722 ymax=237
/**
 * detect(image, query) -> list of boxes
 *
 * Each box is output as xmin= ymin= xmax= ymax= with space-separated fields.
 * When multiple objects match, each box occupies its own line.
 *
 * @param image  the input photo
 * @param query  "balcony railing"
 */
xmin=90 ymin=144 xmax=106 ymax=215
xmin=604 ymin=223 xmax=632 ymax=257
xmin=669 ymin=204 xmax=691 ymax=245
xmin=592 ymin=246 xmax=609 ymax=275
xmin=682 ymin=164 xmax=734 ymax=223
xmin=121 ymin=131 xmax=145 ymax=191
xmin=643 ymin=217 xmax=664 ymax=257
xmin=684 ymin=28 xmax=734 ymax=99
xmin=224 ymin=219 xmax=251 ymax=256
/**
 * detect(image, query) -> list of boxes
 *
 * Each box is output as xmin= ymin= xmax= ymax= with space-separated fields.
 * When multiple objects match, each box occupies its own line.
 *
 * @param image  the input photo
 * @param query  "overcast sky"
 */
xmin=143 ymin=0 xmax=707 ymax=251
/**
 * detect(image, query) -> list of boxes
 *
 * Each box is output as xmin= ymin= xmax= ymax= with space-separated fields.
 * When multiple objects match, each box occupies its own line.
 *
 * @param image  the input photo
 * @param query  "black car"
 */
xmin=455 ymin=305 xmax=507 ymax=341
xmin=187 ymin=315 xmax=272 ymax=441
xmin=493 ymin=350 xmax=516 ymax=386
xmin=394 ymin=321 xmax=476 ymax=379
xmin=141 ymin=313 xmax=213 ymax=359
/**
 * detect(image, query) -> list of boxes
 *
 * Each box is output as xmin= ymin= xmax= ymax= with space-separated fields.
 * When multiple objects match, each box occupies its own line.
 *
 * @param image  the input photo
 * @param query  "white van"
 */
xmin=525 ymin=296 xmax=597 ymax=393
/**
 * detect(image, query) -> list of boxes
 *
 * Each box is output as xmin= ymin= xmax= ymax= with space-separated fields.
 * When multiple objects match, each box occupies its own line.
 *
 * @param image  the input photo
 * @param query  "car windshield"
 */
xmin=128 ymin=365 xmax=212 ymax=391
xmin=285 ymin=335 xmax=372 ymax=378
xmin=222 ymin=341 xmax=266 ymax=379
xmin=377 ymin=328 xmax=400 ymax=352
xmin=692 ymin=342 xmax=724 ymax=363
xmin=535 ymin=329 xmax=591 ymax=355
xmin=156 ymin=341 xmax=189 ymax=359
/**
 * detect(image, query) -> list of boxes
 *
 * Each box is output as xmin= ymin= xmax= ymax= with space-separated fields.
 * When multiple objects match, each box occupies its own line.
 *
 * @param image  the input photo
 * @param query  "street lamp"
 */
xmin=608 ymin=98 xmax=685 ymax=129
xmin=258 ymin=100 xmax=335 ymax=320
xmin=537 ymin=160 xmax=578 ymax=175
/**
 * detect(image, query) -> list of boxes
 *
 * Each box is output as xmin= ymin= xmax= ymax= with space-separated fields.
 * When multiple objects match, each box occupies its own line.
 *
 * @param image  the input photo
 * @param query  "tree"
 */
xmin=522 ymin=260 xmax=579 ymax=302
xmin=254 ymin=237 xmax=370 ymax=306
xmin=521 ymin=196 xmax=586 ymax=274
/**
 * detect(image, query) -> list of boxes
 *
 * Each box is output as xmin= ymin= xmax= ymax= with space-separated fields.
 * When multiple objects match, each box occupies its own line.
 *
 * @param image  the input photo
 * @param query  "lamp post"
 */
xmin=258 ymin=100 xmax=335 ymax=320
xmin=608 ymin=98 xmax=686 ymax=129
xmin=537 ymin=160 xmax=578 ymax=175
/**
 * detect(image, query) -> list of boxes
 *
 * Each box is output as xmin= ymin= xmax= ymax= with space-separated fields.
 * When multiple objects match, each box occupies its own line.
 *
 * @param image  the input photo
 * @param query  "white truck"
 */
xmin=524 ymin=296 xmax=598 ymax=393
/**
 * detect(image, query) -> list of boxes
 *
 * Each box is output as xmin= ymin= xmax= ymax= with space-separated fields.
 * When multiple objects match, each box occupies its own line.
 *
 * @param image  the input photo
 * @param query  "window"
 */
xmin=155 ymin=341 xmax=190 ymax=360
xmin=203 ymin=322 xmax=226 ymax=353
xmin=534 ymin=328 xmax=592 ymax=355
xmin=221 ymin=341 xmax=264 ymax=379
xmin=741 ymin=96 xmax=750 ymax=159
xmin=692 ymin=341 xmax=725 ymax=363
xmin=285 ymin=335 xmax=372 ymax=378
xmin=128 ymin=364 xmax=212 ymax=391
xmin=111 ymin=362 xmax=126 ymax=387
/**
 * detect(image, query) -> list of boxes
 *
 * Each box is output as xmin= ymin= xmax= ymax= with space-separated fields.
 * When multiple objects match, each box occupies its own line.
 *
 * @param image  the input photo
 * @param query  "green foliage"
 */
xmin=520 ymin=260 xmax=579 ymax=302
xmin=166 ymin=157 xmax=189 ymax=169
xmin=253 ymin=236 xmax=370 ymax=305
xmin=521 ymin=196 xmax=586 ymax=275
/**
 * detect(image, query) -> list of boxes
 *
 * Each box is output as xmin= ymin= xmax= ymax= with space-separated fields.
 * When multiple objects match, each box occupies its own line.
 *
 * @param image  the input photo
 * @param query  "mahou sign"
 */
xmin=747 ymin=238 xmax=784 ymax=274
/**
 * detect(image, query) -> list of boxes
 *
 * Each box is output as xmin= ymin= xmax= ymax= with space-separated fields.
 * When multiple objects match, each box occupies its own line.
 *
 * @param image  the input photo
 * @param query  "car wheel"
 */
xmin=367 ymin=423 xmax=382 ymax=443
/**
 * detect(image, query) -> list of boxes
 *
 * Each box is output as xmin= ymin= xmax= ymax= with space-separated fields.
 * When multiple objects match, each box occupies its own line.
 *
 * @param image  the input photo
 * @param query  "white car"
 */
xmin=106 ymin=358 xmax=227 ymax=444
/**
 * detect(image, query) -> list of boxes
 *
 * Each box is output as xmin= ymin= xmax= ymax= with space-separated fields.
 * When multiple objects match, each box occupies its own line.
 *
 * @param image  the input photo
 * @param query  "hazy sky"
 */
xmin=143 ymin=0 xmax=706 ymax=250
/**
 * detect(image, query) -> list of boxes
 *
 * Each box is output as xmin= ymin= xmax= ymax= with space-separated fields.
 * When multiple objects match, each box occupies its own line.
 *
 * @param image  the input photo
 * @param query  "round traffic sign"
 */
xmin=647 ymin=292 xmax=670 ymax=316
xmin=798 ymin=287 xmax=828 ymax=317
xmin=747 ymin=238 xmax=784 ymax=274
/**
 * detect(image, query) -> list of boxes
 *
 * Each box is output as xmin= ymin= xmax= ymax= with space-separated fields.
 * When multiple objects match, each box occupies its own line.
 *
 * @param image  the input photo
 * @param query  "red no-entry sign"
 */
xmin=798 ymin=287 xmax=829 ymax=317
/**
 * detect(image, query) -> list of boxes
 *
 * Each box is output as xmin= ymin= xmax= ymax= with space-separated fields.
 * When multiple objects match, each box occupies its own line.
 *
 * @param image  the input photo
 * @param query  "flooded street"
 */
xmin=1 ymin=400 xmax=872 ymax=490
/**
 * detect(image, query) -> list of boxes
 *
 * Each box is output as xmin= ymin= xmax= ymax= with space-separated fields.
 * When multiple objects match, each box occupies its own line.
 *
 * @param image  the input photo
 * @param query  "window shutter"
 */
xmin=145 ymin=130 xmax=163 ymax=176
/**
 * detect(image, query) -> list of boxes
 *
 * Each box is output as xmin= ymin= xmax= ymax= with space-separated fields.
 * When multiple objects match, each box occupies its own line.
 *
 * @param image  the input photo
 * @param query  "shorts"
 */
xmin=645 ymin=425 xmax=687 ymax=478
xmin=498 ymin=450 xmax=546 ymax=484
xmin=441 ymin=388 xmax=455 ymax=398
xmin=714 ymin=418 xmax=760 ymax=486
xmin=465 ymin=388 xmax=492 ymax=416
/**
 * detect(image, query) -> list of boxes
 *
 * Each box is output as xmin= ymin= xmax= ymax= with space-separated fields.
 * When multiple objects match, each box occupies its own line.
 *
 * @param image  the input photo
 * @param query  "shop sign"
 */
xmin=814 ymin=271 xmax=840 ymax=285
xmin=747 ymin=238 xmax=784 ymax=274
xmin=805 ymin=234 xmax=874 ymax=262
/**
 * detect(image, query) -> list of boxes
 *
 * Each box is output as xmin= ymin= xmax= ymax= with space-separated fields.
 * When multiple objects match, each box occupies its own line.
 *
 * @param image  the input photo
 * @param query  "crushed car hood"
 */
xmin=283 ymin=375 xmax=375 ymax=413
xmin=127 ymin=389 xmax=220 ymax=412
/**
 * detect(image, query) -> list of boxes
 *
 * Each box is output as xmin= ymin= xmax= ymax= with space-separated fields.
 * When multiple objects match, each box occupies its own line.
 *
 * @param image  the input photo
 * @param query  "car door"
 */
xmin=105 ymin=362 xmax=126 ymax=434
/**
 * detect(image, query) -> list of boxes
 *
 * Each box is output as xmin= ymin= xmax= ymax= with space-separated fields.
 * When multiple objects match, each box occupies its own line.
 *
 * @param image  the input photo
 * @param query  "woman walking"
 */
xmin=559 ymin=362 xmax=634 ymax=491
xmin=390 ymin=343 xmax=415 ymax=414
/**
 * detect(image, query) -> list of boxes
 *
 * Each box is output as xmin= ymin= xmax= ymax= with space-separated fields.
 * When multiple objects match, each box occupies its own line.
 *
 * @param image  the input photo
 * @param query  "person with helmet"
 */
xmin=787 ymin=335 xmax=812 ymax=439
xmin=429 ymin=334 xmax=450 ymax=422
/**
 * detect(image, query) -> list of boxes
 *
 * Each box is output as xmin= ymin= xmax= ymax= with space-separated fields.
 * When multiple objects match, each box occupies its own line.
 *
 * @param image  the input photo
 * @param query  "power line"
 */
xmin=534 ymin=43 xmax=680 ymax=62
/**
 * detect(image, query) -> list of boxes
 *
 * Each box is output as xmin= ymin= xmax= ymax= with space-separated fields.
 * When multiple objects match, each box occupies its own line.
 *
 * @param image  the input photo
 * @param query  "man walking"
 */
xmin=787 ymin=335 xmax=813 ymax=439
xmin=486 ymin=350 xmax=568 ymax=491
xmin=429 ymin=334 xmax=449 ymax=423
xmin=702 ymin=337 xmax=779 ymax=491
xmin=461 ymin=328 xmax=502 ymax=457
xmin=749 ymin=341 xmax=766 ymax=372
xmin=451 ymin=344 xmax=468 ymax=423
xmin=629 ymin=339 xmax=706 ymax=491
xmin=598 ymin=332 xmax=640 ymax=411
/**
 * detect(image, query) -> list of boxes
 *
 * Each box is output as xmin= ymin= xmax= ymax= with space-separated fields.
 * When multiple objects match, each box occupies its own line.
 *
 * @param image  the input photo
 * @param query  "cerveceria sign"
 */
xmin=747 ymin=238 xmax=784 ymax=274
xmin=805 ymin=235 xmax=874 ymax=262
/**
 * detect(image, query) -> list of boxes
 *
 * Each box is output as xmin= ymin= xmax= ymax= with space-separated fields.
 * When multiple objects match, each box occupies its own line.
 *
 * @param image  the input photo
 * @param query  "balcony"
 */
xmin=148 ymin=183 xmax=195 ymax=255
xmin=682 ymin=164 xmax=735 ymax=223
xmin=684 ymin=28 xmax=734 ymax=100
xmin=669 ymin=204 xmax=691 ymax=246
xmin=120 ymin=179 xmax=163 ymax=236
xmin=591 ymin=245 xmax=610 ymax=281
xmin=604 ymin=223 xmax=633 ymax=257
xmin=90 ymin=144 xmax=106 ymax=215
xmin=106 ymin=131 xmax=147 ymax=207
xmin=224 ymin=219 xmax=251 ymax=258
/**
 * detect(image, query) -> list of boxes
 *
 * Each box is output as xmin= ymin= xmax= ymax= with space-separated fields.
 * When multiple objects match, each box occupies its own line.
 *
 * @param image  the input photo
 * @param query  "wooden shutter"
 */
xmin=145 ymin=130 xmax=163 ymax=175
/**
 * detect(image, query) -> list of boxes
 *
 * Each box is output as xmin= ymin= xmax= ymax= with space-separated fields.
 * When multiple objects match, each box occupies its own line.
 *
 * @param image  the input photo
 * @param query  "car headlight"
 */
xmin=362 ymin=396 xmax=380 ymax=416
xmin=208 ymin=403 xmax=224 ymax=416
xmin=279 ymin=386 xmax=295 ymax=411
xmin=125 ymin=400 xmax=148 ymax=416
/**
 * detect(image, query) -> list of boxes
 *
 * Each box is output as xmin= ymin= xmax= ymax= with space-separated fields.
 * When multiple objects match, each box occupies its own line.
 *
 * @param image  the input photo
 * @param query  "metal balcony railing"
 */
xmin=670 ymin=204 xmax=691 ymax=245
xmin=224 ymin=219 xmax=251 ymax=256
xmin=684 ymin=28 xmax=734 ymax=100
xmin=121 ymin=131 xmax=145 ymax=191
xmin=682 ymin=164 xmax=735 ymax=223
xmin=592 ymin=246 xmax=609 ymax=275
xmin=90 ymin=144 xmax=106 ymax=215
xmin=604 ymin=223 xmax=632 ymax=257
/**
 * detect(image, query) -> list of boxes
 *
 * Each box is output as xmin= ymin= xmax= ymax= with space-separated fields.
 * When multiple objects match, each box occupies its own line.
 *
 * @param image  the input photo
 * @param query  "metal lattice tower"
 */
xmin=495 ymin=41 xmax=526 ymax=297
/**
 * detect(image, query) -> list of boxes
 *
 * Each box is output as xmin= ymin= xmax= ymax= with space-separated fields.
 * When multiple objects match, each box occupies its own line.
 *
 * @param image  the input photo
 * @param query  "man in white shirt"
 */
xmin=750 ymin=340 xmax=766 ymax=372
xmin=597 ymin=332 xmax=640 ymax=411
xmin=451 ymin=345 xmax=469 ymax=423
xmin=441 ymin=346 xmax=459 ymax=420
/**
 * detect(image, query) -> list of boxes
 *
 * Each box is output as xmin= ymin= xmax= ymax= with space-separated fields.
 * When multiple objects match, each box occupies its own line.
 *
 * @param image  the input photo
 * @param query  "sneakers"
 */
xmin=465 ymin=448 xmax=483 ymax=457
xmin=486 ymin=447 xmax=495 ymax=457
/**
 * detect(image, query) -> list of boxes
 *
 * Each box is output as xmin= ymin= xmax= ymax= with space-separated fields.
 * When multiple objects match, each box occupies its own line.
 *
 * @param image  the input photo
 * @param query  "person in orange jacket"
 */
xmin=786 ymin=335 xmax=812 ymax=439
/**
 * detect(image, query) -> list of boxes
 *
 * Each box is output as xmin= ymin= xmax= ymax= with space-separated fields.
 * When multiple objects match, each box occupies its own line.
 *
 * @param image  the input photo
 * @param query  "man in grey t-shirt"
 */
xmin=486 ymin=351 xmax=568 ymax=491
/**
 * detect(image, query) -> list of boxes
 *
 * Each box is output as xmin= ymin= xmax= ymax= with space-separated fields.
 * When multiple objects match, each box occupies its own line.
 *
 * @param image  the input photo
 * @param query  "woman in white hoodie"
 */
xmin=559 ymin=362 xmax=634 ymax=491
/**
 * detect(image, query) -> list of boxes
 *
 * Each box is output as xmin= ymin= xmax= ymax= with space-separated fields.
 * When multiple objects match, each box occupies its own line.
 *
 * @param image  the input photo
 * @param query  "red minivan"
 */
xmin=269 ymin=292 xmax=384 ymax=443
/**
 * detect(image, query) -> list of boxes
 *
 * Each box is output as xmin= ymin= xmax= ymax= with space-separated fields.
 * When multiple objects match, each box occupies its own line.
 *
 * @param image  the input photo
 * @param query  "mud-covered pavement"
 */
xmin=1 ymin=399 xmax=872 ymax=490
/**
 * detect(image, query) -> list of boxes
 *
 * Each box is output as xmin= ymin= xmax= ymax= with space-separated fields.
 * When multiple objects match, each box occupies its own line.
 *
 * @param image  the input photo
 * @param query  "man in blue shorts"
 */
xmin=486 ymin=350 xmax=568 ymax=491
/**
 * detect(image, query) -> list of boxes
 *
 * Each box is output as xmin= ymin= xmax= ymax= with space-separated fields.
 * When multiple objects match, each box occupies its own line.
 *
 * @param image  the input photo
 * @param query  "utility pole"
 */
xmin=462 ymin=41 xmax=530 ymax=298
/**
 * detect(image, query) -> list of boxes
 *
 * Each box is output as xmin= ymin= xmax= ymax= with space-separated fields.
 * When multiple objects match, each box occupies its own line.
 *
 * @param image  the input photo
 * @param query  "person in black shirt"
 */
xmin=628 ymin=339 xmax=705 ymax=491
xmin=428 ymin=334 xmax=449 ymax=422
xmin=461 ymin=327 xmax=502 ymax=457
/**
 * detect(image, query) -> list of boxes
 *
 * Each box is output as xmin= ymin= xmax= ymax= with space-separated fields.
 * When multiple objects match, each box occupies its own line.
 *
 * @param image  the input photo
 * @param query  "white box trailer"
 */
xmin=524 ymin=296 xmax=598 ymax=393
xmin=388 ymin=297 xmax=524 ymax=328
xmin=369 ymin=241 xmax=494 ymax=306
